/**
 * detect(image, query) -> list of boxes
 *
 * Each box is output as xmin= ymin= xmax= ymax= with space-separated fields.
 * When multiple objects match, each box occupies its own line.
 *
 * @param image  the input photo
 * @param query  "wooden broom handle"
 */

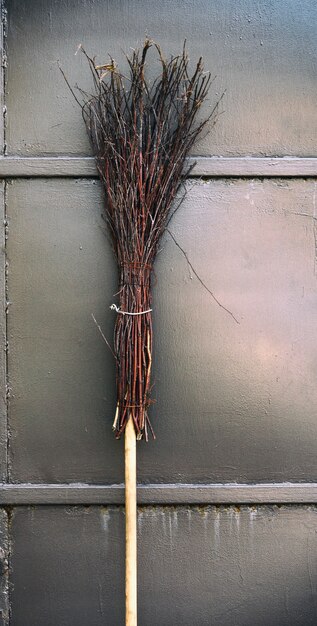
xmin=125 ymin=417 xmax=137 ymax=626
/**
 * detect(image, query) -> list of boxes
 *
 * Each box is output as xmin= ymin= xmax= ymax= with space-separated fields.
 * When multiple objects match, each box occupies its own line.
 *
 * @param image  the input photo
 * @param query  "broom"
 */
xmin=62 ymin=39 xmax=218 ymax=625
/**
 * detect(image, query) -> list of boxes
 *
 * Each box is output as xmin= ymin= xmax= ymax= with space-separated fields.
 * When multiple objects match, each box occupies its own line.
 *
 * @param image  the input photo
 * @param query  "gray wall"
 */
xmin=9 ymin=506 xmax=317 ymax=626
xmin=6 ymin=0 xmax=317 ymax=157
xmin=0 ymin=0 xmax=316 ymax=624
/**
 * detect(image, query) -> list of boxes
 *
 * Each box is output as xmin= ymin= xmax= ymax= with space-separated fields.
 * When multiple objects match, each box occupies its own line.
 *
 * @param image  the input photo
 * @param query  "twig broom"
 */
xmin=62 ymin=39 xmax=218 ymax=625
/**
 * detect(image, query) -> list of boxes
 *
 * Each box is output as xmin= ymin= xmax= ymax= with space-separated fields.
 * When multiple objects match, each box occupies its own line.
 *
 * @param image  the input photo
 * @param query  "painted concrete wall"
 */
xmin=9 ymin=506 xmax=317 ymax=626
xmin=1 ymin=0 xmax=317 ymax=624
xmin=6 ymin=178 xmax=317 ymax=484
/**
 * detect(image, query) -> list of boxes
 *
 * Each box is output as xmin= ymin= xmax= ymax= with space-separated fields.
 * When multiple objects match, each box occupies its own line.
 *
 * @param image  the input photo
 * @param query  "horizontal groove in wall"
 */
xmin=0 ymin=156 xmax=316 ymax=178
xmin=1 ymin=483 xmax=317 ymax=505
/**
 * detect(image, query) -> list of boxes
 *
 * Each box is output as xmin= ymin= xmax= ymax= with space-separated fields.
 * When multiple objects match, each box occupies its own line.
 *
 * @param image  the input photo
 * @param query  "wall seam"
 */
xmin=2 ymin=0 xmax=8 ymax=486
xmin=1 ymin=4 xmax=10 ymax=624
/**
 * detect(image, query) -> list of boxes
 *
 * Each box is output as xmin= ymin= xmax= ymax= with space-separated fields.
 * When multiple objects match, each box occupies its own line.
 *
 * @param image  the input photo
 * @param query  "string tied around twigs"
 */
xmin=110 ymin=303 xmax=152 ymax=316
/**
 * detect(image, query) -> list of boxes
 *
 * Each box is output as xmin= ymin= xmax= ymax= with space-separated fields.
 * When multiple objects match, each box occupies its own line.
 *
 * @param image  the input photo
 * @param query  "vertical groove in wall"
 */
xmin=0 ymin=8 xmax=10 ymax=623
xmin=3 ymin=0 xmax=8 ymax=482
xmin=0 ymin=509 xmax=9 ymax=625
xmin=1 ymin=0 xmax=6 ymax=154
xmin=1 ymin=1 xmax=8 ymax=484
xmin=3 ymin=179 xmax=9 ymax=484
xmin=0 ymin=2 xmax=7 ymax=484
xmin=0 ymin=179 xmax=7 ymax=484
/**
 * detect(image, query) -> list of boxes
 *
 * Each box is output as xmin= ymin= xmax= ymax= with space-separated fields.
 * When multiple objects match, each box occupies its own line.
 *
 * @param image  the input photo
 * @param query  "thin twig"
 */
xmin=91 ymin=313 xmax=117 ymax=359
xmin=166 ymin=228 xmax=240 ymax=324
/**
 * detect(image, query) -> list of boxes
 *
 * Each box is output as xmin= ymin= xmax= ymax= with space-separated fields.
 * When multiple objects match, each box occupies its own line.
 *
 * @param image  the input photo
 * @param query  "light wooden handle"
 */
xmin=125 ymin=417 xmax=137 ymax=626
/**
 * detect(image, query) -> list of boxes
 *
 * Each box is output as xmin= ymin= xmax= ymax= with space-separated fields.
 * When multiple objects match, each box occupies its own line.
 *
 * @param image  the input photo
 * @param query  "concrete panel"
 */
xmin=9 ymin=505 xmax=317 ymax=626
xmin=6 ymin=0 xmax=317 ymax=157
xmin=7 ymin=178 xmax=121 ymax=483
xmin=6 ymin=178 xmax=317 ymax=483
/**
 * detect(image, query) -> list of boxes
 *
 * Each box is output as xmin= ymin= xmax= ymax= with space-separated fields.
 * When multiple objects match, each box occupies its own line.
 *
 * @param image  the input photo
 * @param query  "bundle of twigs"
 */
xmin=63 ymin=38 xmax=221 ymax=626
xmin=64 ymin=39 xmax=218 ymax=440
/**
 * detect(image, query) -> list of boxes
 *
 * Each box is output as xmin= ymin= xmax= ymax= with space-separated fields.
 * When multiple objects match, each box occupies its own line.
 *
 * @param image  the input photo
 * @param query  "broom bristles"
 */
xmin=72 ymin=39 xmax=218 ymax=439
